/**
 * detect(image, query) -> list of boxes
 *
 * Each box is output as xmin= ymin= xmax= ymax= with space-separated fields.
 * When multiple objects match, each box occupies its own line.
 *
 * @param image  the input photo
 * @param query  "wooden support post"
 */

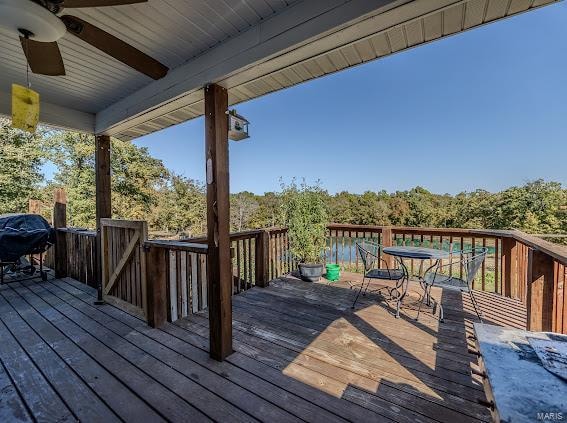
xmin=53 ymin=188 xmax=67 ymax=278
xmin=527 ymin=249 xmax=555 ymax=332
xmin=204 ymin=84 xmax=232 ymax=361
xmin=255 ymin=230 xmax=270 ymax=288
xmin=381 ymin=227 xmax=393 ymax=269
xmin=145 ymin=246 xmax=168 ymax=328
xmin=95 ymin=135 xmax=111 ymax=304
xmin=28 ymin=199 xmax=41 ymax=214
xmin=552 ymin=262 xmax=566 ymax=334
xmin=501 ymin=237 xmax=517 ymax=298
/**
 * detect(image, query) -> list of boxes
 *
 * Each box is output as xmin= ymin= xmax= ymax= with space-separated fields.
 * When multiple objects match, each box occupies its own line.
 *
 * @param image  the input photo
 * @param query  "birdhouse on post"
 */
xmin=228 ymin=109 xmax=249 ymax=141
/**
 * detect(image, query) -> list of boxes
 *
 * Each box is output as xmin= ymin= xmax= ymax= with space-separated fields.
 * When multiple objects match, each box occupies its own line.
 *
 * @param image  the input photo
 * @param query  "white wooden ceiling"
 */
xmin=0 ymin=0 xmax=296 ymax=113
xmin=0 ymin=0 xmax=560 ymax=139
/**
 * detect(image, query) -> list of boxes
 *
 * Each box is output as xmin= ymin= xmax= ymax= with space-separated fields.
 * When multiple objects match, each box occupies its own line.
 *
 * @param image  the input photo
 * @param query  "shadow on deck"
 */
xmin=0 ymin=270 xmax=526 ymax=422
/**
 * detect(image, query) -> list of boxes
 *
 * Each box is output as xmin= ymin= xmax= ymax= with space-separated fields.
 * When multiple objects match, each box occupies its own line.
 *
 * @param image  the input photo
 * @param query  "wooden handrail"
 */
xmin=181 ymin=228 xmax=287 ymax=244
xmin=144 ymin=240 xmax=208 ymax=254
xmin=58 ymin=218 xmax=566 ymax=335
xmin=57 ymin=228 xmax=96 ymax=237
xmin=509 ymin=230 xmax=567 ymax=266
xmin=329 ymin=223 xmax=507 ymax=238
xmin=326 ymin=223 xmax=567 ymax=334
xmin=328 ymin=224 xmax=567 ymax=265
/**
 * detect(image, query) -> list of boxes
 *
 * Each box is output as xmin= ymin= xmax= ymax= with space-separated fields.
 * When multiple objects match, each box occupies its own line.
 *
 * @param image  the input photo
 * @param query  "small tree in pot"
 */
xmin=280 ymin=180 xmax=328 ymax=282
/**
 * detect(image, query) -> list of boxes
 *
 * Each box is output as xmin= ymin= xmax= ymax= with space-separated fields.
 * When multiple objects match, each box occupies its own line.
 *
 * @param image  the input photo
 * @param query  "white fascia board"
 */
xmin=95 ymin=0 xmax=406 ymax=135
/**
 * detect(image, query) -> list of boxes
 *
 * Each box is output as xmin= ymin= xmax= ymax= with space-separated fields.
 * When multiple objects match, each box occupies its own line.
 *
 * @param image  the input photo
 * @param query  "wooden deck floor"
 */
xmin=0 ymin=272 xmax=526 ymax=422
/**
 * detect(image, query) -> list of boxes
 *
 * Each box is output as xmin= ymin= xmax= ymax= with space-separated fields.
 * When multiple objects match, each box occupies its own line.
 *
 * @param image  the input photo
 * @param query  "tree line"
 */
xmin=1 ymin=120 xmax=565 ymax=240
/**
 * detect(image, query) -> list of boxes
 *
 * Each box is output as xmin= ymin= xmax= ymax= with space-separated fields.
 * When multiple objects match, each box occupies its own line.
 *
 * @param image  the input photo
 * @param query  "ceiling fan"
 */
xmin=0 ymin=0 xmax=169 ymax=80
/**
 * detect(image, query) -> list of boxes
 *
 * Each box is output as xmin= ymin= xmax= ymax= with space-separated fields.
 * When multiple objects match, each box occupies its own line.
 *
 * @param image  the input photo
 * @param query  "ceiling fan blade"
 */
xmin=61 ymin=15 xmax=168 ymax=80
xmin=62 ymin=0 xmax=147 ymax=7
xmin=20 ymin=37 xmax=66 ymax=76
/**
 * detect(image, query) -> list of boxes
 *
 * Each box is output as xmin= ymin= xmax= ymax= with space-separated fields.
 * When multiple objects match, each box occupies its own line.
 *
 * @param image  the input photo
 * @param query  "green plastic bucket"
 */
xmin=325 ymin=264 xmax=340 ymax=282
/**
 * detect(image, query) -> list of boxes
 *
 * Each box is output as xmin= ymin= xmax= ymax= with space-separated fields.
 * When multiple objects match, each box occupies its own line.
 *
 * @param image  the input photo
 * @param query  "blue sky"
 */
xmin=134 ymin=3 xmax=567 ymax=195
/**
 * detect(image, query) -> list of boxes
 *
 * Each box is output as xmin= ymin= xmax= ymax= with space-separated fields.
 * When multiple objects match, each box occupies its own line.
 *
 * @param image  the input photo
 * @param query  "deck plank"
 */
xmin=235 ymin=289 xmax=476 ymax=362
xmin=0 ymin=285 xmax=164 ymax=423
xmin=227 ymin=300 xmax=483 ymax=392
xmin=179 ymin=308 xmax=490 ymax=423
xmin=0 ymin=272 xmax=526 ymax=423
xmin=39 ymin=279 xmax=311 ymax=423
xmin=233 ymin=290 xmax=479 ymax=372
xmin=51 ymin=278 xmax=347 ymax=423
xmin=0 ymin=315 xmax=74 ymax=422
xmin=7 ymin=281 xmax=211 ymax=422
xmin=0 ymin=292 xmax=120 ymax=422
xmin=0 ymin=354 xmax=32 ymax=423
xmin=17 ymin=281 xmax=252 ymax=423
xmin=55 ymin=279 xmax=389 ymax=423
xmin=182 ymin=310 xmax=490 ymax=423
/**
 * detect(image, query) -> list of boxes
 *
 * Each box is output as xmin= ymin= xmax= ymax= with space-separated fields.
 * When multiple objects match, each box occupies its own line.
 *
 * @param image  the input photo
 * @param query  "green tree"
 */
xmin=46 ymin=132 xmax=168 ymax=228
xmin=0 ymin=119 xmax=46 ymax=214
xmin=492 ymin=179 xmax=566 ymax=233
xmin=351 ymin=191 xmax=391 ymax=225
xmin=230 ymin=191 xmax=259 ymax=231
xmin=111 ymin=138 xmax=168 ymax=221
xmin=328 ymin=191 xmax=356 ymax=224
xmin=149 ymin=174 xmax=206 ymax=236
xmin=251 ymin=192 xmax=282 ymax=228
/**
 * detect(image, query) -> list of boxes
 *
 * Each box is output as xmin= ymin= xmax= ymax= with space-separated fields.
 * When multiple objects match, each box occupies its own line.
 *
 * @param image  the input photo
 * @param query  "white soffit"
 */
xmin=108 ymin=0 xmax=559 ymax=141
xmin=0 ymin=0 xmax=559 ymax=137
xmin=0 ymin=0 xmax=299 ymax=132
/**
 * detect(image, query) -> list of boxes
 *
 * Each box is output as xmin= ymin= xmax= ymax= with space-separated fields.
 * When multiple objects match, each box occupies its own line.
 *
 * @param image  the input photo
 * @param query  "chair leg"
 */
xmin=416 ymin=283 xmax=429 ymax=321
xmin=362 ymin=276 xmax=372 ymax=296
xmin=351 ymin=277 xmax=367 ymax=309
xmin=469 ymin=290 xmax=483 ymax=323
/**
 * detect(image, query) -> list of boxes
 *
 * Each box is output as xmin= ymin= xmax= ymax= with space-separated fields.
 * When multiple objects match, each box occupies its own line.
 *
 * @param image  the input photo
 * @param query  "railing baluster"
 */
xmin=335 ymin=229 xmax=339 ymax=266
xmin=449 ymin=236 xmax=453 ymax=277
xmin=236 ymin=240 xmax=241 ymax=294
xmin=482 ymin=238 xmax=486 ymax=291
xmin=350 ymin=230 xmax=354 ymax=268
xmin=460 ymin=237 xmax=464 ymax=279
xmin=495 ymin=238 xmax=500 ymax=294
xmin=243 ymin=239 xmax=248 ymax=291
xmin=341 ymin=230 xmax=345 ymax=269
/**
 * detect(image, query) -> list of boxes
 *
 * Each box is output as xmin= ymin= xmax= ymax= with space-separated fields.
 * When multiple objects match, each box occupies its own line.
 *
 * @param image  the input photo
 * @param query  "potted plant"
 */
xmin=281 ymin=180 xmax=328 ymax=282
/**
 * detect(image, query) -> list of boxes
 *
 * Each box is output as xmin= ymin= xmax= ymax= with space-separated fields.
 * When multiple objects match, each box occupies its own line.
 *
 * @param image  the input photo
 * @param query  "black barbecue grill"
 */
xmin=0 ymin=214 xmax=55 ymax=283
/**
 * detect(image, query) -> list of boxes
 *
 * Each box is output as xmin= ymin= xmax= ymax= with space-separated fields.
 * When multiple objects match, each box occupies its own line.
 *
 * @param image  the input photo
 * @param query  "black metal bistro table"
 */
xmin=382 ymin=246 xmax=450 ymax=318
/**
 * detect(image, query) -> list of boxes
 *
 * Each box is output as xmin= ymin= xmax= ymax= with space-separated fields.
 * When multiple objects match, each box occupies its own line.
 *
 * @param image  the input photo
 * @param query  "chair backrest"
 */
xmin=356 ymin=241 xmax=380 ymax=273
xmin=462 ymin=247 xmax=488 ymax=286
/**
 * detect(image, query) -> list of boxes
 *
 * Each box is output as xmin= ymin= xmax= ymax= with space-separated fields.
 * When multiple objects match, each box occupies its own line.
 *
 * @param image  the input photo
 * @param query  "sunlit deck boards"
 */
xmin=0 ymin=273 xmax=526 ymax=422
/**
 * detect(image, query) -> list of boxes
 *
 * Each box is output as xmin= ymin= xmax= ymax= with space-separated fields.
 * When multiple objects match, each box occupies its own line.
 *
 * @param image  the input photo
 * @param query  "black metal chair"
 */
xmin=351 ymin=241 xmax=404 ymax=309
xmin=416 ymin=247 xmax=488 ymax=322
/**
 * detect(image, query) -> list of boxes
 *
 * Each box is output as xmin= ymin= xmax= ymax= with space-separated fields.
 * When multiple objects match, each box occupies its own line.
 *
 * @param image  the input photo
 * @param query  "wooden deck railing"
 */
xmin=52 ymin=213 xmax=566 ymax=334
xmin=267 ymin=227 xmax=297 ymax=280
xmin=45 ymin=228 xmax=97 ymax=287
xmin=181 ymin=227 xmax=291 ymax=292
xmin=327 ymin=224 xmax=507 ymax=293
xmin=143 ymin=240 xmax=208 ymax=327
xmin=326 ymin=223 xmax=567 ymax=334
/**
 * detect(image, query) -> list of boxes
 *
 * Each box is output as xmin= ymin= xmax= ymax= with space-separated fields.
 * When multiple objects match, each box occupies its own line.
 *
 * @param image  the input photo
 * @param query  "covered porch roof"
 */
xmin=0 ymin=0 xmax=560 ymax=140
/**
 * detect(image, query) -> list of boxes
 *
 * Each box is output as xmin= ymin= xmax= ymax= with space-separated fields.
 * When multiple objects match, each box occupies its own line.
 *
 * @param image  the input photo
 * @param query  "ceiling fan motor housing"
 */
xmin=0 ymin=0 xmax=67 ymax=42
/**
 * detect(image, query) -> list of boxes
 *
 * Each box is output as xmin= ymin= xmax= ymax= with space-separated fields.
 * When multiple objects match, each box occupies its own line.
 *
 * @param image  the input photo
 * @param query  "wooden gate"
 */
xmin=101 ymin=219 xmax=148 ymax=317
